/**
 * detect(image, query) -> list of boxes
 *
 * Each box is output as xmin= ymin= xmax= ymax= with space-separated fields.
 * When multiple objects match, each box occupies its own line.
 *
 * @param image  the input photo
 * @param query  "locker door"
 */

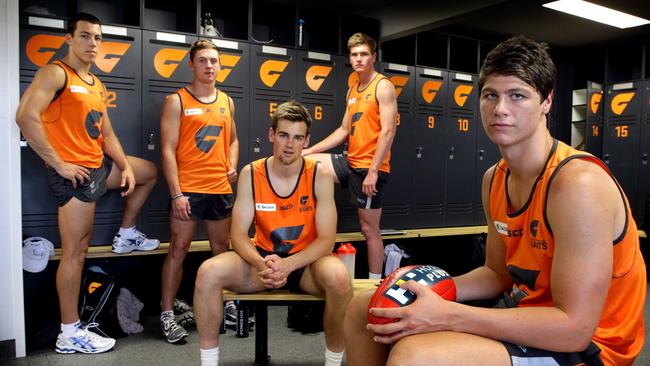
xmin=379 ymin=62 xmax=415 ymax=229
xmin=637 ymin=81 xmax=650 ymax=229
xmin=584 ymin=81 xmax=604 ymax=158
xmin=446 ymin=72 xmax=478 ymax=226
xmin=603 ymin=81 xmax=642 ymax=220
xmin=249 ymin=45 xmax=296 ymax=161
xmin=413 ymin=67 xmax=448 ymax=228
xmin=141 ymin=30 xmax=197 ymax=241
xmin=475 ymin=98 xmax=501 ymax=225
xmin=296 ymin=50 xmax=340 ymax=147
xmin=209 ymin=38 xmax=251 ymax=174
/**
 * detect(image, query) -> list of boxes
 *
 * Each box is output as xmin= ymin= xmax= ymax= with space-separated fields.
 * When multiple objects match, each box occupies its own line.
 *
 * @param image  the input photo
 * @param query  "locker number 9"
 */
xmin=428 ymin=116 xmax=435 ymax=129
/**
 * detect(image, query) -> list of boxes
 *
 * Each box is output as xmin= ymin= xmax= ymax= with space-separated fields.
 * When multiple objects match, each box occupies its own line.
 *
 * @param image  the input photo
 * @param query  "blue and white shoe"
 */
xmin=112 ymin=230 xmax=160 ymax=254
xmin=55 ymin=323 xmax=116 ymax=354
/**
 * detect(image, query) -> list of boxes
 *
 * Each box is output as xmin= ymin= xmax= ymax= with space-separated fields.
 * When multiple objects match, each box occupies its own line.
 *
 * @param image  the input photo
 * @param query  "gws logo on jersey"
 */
xmin=154 ymin=48 xmax=189 ymax=78
xmin=306 ymin=65 xmax=333 ymax=92
xmin=259 ymin=60 xmax=289 ymax=87
xmin=216 ymin=54 xmax=241 ymax=83
xmin=590 ymin=92 xmax=602 ymax=115
xmin=195 ymin=125 xmax=223 ymax=153
xmin=95 ymin=42 xmax=131 ymax=73
xmin=389 ymin=75 xmax=409 ymax=98
xmin=270 ymin=224 xmax=305 ymax=255
xmin=26 ymin=34 xmax=66 ymax=67
xmin=422 ymin=80 xmax=443 ymax=104
xmin=610 ymin=92 xmax=635 ymax=116
xmin=454 ymin=84 xmax=473 ymax=107
xmin=529 ymin=220 xmax=539 ymax=238
xmin=85 ymin=109 xmax=103 ymax=139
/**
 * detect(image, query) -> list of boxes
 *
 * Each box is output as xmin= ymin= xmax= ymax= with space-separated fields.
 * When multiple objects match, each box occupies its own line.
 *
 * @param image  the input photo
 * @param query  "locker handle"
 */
xmin=642 ymin=153 xmax=648 ymax=164
xmin=603 ymin=154 xmax=610 ymax=164
xmin=147 ymin=133 xmax=155 ymax=151
xmin=478 ymin=149 xmax=484 ymax=161
xmin=448 ymin=146 xmax=455 ymax=160
xmin=416 ymin=146 xmax=423 ymax=158
xmin=254 ymin=138 xmax=261 ymax=153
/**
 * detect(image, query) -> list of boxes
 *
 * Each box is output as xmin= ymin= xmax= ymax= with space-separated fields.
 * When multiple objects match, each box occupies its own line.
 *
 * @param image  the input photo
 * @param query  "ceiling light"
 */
xmin=543 ymin=0 xmax=650 ymax=29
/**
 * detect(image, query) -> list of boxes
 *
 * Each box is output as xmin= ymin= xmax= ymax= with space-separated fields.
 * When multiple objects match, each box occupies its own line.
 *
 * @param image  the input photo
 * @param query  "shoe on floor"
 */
xmin=161 ymin=313 xmax=188 ymax=343
xmin=112 ymin=230 xmax=160 ymax=254
xmin=55 ymin=323 xmax=116 ymax=354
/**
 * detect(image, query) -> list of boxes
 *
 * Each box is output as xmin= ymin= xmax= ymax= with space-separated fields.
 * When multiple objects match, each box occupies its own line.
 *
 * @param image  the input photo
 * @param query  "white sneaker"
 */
xmin=112 ymin=230 xmax=160 ymax=254
xmin=55 ymin=323 xmax=116 ymax=354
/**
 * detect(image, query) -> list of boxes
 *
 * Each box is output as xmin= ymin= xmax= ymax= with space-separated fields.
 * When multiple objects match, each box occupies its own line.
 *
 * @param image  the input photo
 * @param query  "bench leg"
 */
xmin=254 ymin=303 xmax=269 ymax=366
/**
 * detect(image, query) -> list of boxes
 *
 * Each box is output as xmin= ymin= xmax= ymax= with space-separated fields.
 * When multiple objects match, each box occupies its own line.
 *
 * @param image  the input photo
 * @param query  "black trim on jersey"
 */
xmin=57 ymin=59 xmax=96 ymax=86
xmin=355 ymin=72 xmax=382 ymax=94
xmin=182 ymin=87 xmax=218 ymax=105
xmin=264 ymin=156 xmax=305 ymax=199
xmin=175 ymin=92 xmax=183 ymax=119
xmin=543 ymin=154 xmax=630 ymax=245
xmin=249 ymin=162 xmax=256 ymax=208
xmin=49 ymin=61 xmax=68 ymax=105
xmin=312 ymin=161 xmax=320 ymax=203
xmin=486 ymin=162 xmax=501 ymax=218
xmin=506 ymin=139 xmax=558 ymax=218
xmin=373 ymin=76 xmax=388 ymax=103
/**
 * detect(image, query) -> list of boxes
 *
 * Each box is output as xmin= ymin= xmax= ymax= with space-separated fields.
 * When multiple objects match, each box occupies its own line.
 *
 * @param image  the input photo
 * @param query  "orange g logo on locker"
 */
xmin=25 ymin=34 xmax=66 ymax=67
xmin=453 ymin=84 xmax=473 ymax=107
xmin=95 ymin=41 xmax=131 ymax=73
xmin=422 ymin=80 xmax=443 ymax=104
xmin=154 ymin=48 xmax=189 ymax=78
xmin=216 ymin=54 xmax=241 ymax=83
xmin=389 ymin=75 xmax=409 ymax=98
xmin=260 ymin=60 xmax=289 ymax=87
xmin=590 ymin=92 xmax=602 ymax=115
xmin=610 ymin=92 xmax=635 ymax=116
xmin=306 ymin=65 xmax=333 ymax=92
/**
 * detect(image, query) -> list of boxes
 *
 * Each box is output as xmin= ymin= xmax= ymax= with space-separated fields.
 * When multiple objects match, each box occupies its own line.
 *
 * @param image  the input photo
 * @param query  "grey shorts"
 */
xmin=47 ymin=156 xmax=112 ymax=207
xmin=501 ymin=340 xmax=603 ymax=366
xmin=331 ymin=154 xmax=389 ymax=209
xmin=170 ymin=193 xmax=234 ymax=221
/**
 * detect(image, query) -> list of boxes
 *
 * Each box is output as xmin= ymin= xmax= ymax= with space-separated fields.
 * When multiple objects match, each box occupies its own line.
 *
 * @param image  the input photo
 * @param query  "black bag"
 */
xmin=287 ymin=303 xmax=324 ymax=334
xmin=79 ymin=266 xmax=125 ymax=338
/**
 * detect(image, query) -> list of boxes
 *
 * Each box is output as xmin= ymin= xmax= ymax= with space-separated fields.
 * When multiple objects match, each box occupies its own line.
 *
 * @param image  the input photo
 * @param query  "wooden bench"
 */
xmin=222 ymin=279 xmax=379 ymax=366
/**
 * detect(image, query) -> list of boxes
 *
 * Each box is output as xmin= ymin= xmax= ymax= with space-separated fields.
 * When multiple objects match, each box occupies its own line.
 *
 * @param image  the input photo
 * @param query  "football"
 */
xmin=368 ymin=265 xmax=456 ymax=325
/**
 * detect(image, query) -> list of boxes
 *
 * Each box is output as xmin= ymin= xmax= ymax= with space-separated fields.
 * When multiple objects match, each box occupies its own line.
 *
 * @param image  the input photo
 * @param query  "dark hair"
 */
xmin=190 ymin=39 xmax=221 ymax=62
xmin=347 ymin=32 xmax=377 ymax=53
xmin=271 ymin=101 xmax=312 ymax=133
xmin=67 ymin=12 xmax=101 ymax=35
xmin=479 ymin=35 xmax=556 ymax=101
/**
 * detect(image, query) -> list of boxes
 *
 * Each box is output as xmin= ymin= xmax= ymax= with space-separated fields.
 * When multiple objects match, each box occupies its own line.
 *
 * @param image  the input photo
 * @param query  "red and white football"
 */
xmin=368 ymin=265 xmax=456 ymax=325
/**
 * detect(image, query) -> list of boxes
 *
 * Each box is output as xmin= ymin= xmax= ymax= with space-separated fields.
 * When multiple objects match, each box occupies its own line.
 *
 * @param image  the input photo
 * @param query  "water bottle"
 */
xmin=298 ymin=18 xmax=305 ymax=48
xmin=337 ymin=243 xmax=356 ymax=279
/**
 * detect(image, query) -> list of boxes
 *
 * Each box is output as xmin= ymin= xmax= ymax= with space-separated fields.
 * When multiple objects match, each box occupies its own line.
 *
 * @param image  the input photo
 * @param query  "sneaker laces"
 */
xmin=78 ymin=323 xmax=107 ymax=342
xmin=162 ymin=315 xmax=183 ymax=333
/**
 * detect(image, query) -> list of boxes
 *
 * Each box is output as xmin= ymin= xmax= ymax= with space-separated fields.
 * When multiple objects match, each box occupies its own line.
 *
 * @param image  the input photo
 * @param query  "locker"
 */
xmin=379 ymin=62 xmax=415 ymax=229
xmin=474 ymin=97 xmax=501 ymax=225
xmin=603 ymin=81 xmax=642 ymax=221
xmin=584 ymin=81 xmax=604 ymax=158
xmin=445 ymin=72 xmax=478 ymax=226
xmin=637 ymin=81 xmax=650 ymax=229
xmin=19 ymin=22 xmax=143 ymax=245
xmin=412 ymin=67 xmax=448 ymax=228
xmin=296 ymin=50 xmax=340 ymax=147
xmin=140 ymin=30 xmax=197 ymax=242
xmin=249 ymin=45 xmax=296 ymax=161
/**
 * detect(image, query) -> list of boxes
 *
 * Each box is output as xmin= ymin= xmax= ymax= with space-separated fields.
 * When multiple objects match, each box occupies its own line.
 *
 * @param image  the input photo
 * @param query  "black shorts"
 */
xmin=47 ymin=156 xmax=112 ymax=207
xmin=331 ymin=154 xmax=389 ymax=209
xmin=256 ymin=247 xmax=306 ymax=292
xmin=502 ymin=341 xmax=603 ymax=366
xmin=171 ymin=193 xmax=234 ymax=221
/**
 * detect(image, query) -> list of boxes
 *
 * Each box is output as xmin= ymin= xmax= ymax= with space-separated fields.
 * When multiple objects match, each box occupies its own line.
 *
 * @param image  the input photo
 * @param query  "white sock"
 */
xmin=161 ymin=310 xmax=174 ymax=319
xmin=324 ymin=348 xmax=344 ymax=366
xmin=369 ymin=272 xmax=382 ymax=279
xmin=118 ymin=226 xmax=137 ymax=238
xmin=61 ymin=320 xmax=81 ymax=337
xmin=200 ymin=346 xmax=219 ymax=366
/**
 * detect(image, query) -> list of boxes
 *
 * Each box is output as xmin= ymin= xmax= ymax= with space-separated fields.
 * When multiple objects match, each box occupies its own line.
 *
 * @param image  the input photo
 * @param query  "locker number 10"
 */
xmin=458 ymin=118 xmax=469 ymax=132
xmin=615 ymin=125 xmax=629 ymax=138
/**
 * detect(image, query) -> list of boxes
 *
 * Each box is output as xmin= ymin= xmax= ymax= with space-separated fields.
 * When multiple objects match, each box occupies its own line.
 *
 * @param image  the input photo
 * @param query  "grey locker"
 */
xmin=474 ymin=96 xmax=501 ymax=225
xmin=584 ymin=81 xmax=604 ymax=158
xmin=636 ymin=81 xmax=650 ymax=229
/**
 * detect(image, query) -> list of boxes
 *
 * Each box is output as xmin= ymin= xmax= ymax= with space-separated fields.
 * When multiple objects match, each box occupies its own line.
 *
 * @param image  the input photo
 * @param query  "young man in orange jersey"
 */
xmin=303 ymin=32 xmax=397 ymax=279
xmin=194 ymin=101 xmax=352 ymax=366
xmin=15 ymin=12 xmax=159 ymax=354
xmin=159 ymin=39 xmax=239 ymax=343
xmin=343 ymin=35 xmax=646 ymax=366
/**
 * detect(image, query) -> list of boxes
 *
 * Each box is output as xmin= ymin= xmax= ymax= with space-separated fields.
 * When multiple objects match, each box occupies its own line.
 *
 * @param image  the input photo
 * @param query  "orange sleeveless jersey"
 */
xmin=489 ymin=140 xmax=646 ymax=366
xmin=251 ymin=157 xmax=318 ymax=255
xmin=175 ymin=87 xmax=233 ymax=194
xmin=41 ymin=60 xmax=106 ymax=168
xmin=346 ymin=73 xmax=391 ymax=173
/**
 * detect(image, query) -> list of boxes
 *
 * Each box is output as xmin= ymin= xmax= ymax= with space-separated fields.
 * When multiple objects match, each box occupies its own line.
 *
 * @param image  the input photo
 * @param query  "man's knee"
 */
xmin=316 ymin=257 xmax=352 ymax=295
xmin=196 ymin=257 xmax=228 ymax=293
xmin=128 ymin=156 xmax=158 ymax=185
xmin=387 ymin=337 xmax=442 ymax=366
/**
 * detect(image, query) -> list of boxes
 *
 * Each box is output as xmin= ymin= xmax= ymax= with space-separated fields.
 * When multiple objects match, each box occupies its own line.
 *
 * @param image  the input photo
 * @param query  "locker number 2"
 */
xmin=458 ymin=118 xmax=469 ymax=132
xmin=106 ymin=91 xmax=117 ymax=108
xmin=615 ymin=125 xmax=629 ymax=138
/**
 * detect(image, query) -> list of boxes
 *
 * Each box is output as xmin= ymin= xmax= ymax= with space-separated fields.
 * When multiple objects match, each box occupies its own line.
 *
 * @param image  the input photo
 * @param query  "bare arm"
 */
xmin=227 ymin=96 xmax=239 ymax=183
xmin=160 ymin=94 xmax=191 ymax=221
xmin=302 ymin=93 xmax=351 ymax=155
xmin=230 ymin=165 xmax=267 ymax=272
xmin=15 ymin=65 xmax=91 ymax=186
xmin=370 ymin=161 xmax=616 ymax=352
xmin=361 ymin=78 xmax=397 ymax=196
